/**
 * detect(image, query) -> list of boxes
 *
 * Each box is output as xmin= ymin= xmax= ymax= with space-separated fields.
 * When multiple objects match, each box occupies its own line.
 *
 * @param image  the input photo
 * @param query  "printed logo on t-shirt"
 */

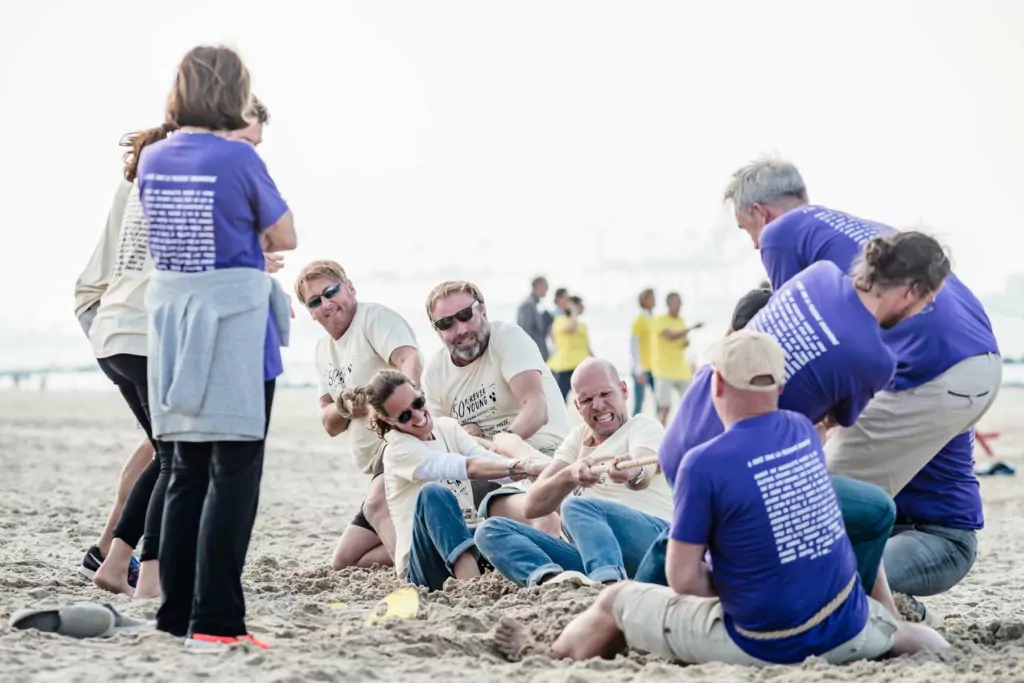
xmin=748 ymin=438 xmax=845 ymax=565
xmin=811 ymin=208 xmax=889 ymax=245
xmin=450 ymin=383 xmax=500 ymax=429
xmin=750 ymin=281 xmax=840 ymax=381
xmin=114 ymin=192 xmax=149 ymax=277
xmin=141 ymin=175 xmax=219 ymax=272
xmin=324 ymin=361 xmax=354 ymax=398
xmin=442 ymin=479 xmax=481 ymax=528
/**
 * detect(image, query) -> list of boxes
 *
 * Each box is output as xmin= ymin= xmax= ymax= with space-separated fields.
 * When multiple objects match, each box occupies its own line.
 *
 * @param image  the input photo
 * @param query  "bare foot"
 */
xmin=93 ymin=567 xmax=133 ymax=596
xmin=494 ymin=616 xmax=541 ymax=661
xmin=133 ymin=561 xmax=161 ymax=600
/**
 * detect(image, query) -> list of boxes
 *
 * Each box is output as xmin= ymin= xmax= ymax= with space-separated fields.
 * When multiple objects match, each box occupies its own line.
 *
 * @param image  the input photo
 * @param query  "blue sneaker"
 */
xmin=127 ymin=555 xmax=141 ymax=589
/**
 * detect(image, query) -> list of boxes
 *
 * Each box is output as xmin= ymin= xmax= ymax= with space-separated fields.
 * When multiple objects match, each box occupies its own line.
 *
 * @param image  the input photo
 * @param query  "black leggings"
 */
xmin=98 ymin=354 xmax=161 ymax=559
xmin=156 ymin=380 xmax=275 ymax=638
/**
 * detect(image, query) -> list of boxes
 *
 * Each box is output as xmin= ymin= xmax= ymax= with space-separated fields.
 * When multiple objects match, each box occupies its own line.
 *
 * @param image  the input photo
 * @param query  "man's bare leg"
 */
xmin=871 ymin=562 xmax=900 ymax=619
xmin=96 ymin=438 xmax=154 ymax=556
xmin=332 ymin=525 xmax=393 ymax=570
xmin=363 ymin=476 xmax=397 ymax=560
xmin=487 ymin=495 xmax=562 ymax=538
xmin=495 ymin=583 xmax=627 ymax=661
xmin=452 ymin=550 xmax=482 ymax=581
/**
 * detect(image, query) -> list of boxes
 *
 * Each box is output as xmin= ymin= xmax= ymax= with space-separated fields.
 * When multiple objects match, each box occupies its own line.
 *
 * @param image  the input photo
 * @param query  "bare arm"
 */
xmin=506 ymin=370 xmax=548 ymax=441
xmin=261 ymin=210 xmax=297 ymax=252
xmin=562 ymin=311 xmax=580 ymax=334
xmin=389 ymin=345 xmax=423 ymax=388
xmin=319 ymin=393 xmax=349 ymax=437
xmin=522 ymin=460 xmax=580 ymax=518
xmin=667 ymin=539 xmax=716 ymax=597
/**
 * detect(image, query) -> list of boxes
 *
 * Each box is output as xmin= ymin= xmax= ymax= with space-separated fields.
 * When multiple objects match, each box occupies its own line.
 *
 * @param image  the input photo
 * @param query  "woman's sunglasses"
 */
xmin=432 ymin=301 xmax=480 ymax=331
xmin=396 ymin=395 xmax=427 ymax=424
xmin=307 ymin=283 xmax=342 ymax=310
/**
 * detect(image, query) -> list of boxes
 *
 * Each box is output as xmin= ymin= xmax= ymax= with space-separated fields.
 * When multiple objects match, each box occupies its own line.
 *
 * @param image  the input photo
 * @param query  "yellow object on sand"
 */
xmin=365 ymin=586 xmax=421 ymax=626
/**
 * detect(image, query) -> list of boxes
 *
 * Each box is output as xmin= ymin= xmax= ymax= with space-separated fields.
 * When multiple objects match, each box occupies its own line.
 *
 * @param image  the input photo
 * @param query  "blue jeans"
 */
xmin=632 ymin=475 xmax=895 ymax=592
xmin=406 ymin=483 xmax=479 ymax=592
xmin=633 ymin=371 xmax=656 ymax=415
xmin=475 ymin=497 xmax=668 ymax=586
xmin=883 ymin=523 xmax=977 ymax=596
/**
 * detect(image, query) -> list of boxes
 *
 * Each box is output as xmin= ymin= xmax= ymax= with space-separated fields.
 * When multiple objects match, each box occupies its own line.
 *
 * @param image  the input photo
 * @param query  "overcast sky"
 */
xmin=3 ymin=0 xmax=1022 ymax=368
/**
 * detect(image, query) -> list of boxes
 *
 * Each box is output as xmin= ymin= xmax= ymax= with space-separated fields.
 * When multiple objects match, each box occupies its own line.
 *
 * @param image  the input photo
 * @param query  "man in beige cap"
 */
xmin=493 ymin=331 xmax=947 ymax=666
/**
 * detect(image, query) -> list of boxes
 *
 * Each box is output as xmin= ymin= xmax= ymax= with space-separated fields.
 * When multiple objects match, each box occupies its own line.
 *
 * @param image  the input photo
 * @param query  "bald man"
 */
xmin=476 ymin=358 xmax=674 ymax=586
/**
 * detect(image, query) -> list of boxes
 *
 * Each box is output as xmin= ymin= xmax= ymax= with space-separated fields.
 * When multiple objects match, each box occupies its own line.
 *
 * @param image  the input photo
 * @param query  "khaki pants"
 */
xmin=612 ymin=582 xmax=896 ymax=666
xmin=825 ymin=353 xmax=1001 ymax=496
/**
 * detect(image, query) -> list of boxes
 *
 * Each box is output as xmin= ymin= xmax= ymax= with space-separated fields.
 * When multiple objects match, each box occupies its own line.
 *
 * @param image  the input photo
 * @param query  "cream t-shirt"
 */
xmin=74 ymin=180 xmax=132 ymax=320
xmin=422 ymin=321 xmax=570 ymax=454
xmin=383 ymin=417 xmax=484 ymax=580
xmin=315 ymin=302 xmax=419 ymax=473
xmin=553 ymin=414 xmax=673 ymax=521
xmin=90 ymin=183 xmax=154 ymax=359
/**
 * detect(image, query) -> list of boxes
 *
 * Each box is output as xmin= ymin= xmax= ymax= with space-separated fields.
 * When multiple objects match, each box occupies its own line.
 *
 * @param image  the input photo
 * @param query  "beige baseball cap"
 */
xmin=706 ymin=329 xmax=785 ymax=392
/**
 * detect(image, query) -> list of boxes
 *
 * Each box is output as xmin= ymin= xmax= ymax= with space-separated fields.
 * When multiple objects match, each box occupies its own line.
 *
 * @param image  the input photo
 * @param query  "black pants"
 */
xmin=156 ymin=381 xmax=275 ymax=638
xmin=98 ymin=354 xmax=160 ymax=556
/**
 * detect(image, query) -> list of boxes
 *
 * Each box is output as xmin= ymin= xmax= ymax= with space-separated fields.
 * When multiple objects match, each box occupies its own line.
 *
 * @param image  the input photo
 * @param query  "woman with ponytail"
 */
xmin=350 ymin=369 xmax=550 ymax=591
xmin=87 ymin=96 xmax=275 ymax=600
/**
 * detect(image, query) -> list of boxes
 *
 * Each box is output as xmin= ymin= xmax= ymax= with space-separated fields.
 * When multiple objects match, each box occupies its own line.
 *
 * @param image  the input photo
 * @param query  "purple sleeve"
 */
xmin=834 ymin=360 xmax=895 ymax=427
xmin=759 ymin=246 xmax=805 ymax=291
xmin=670 ymin=451 xmax=714 ymax=545
xmin=239 ymin=146 xmax=289 ymax=232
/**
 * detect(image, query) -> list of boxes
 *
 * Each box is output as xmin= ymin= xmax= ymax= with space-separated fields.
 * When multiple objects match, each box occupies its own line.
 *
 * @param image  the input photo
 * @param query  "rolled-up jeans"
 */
xmin=406 ymin=483 xmax=480 ymax=592
xmin=475 ymin=497 xmax=668 ymax=586
xmin=883 ymin=523 xmax=978 ymax=596
xmin=634 ymin=475 xmax=896 ymax=591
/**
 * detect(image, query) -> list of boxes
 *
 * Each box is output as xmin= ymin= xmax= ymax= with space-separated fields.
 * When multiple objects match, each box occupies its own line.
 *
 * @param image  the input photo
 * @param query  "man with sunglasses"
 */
xmin=295 ymin=259 xmax=423 ymax=571
xmin=724 ymin=158 xmax=1000 ymax=615
xmin=421 ymin=281 xmax=570 ymax=528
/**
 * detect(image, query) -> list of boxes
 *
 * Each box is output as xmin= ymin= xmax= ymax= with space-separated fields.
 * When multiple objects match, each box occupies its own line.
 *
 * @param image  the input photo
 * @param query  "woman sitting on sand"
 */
xmin=345 ymin=369 xmax=549 ymax=591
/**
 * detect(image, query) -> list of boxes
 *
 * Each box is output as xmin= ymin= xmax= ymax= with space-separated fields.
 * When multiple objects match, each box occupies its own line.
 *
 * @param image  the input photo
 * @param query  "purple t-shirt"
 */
xmin=660 ymin=263 xmax=895 ymax=486
xmin=759 ymin=205 xmax=998 ymax=390
xmin=137 ymin=133 xmax=289 ymax=381
xmin=672 ymin=410 xmax=868 ymax=664
xmin=748 ymin=261 xmax=895 ymax=426
xmin=895 ymin=429 xmax=983 ymax=529
xmin=659 ymin=364 xmax=720 ymax=488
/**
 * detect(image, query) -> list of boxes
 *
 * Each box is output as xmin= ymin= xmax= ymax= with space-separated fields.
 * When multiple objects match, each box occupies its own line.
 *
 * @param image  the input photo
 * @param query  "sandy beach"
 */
xmin=2 ymin=387 xmax=1024 ymax=682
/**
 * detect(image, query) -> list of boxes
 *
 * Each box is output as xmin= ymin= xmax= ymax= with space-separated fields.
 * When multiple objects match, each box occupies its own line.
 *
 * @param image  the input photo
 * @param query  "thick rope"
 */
xmin=732 ymin=574 xmax=858 ymax=640
xmin=473 ymin=436 xmax=658 ymax=474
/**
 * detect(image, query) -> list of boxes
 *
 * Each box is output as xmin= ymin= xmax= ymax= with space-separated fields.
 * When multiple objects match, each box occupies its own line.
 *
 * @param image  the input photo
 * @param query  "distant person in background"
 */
xmin=548 ymin=295 xmax=592 ymax=401
xmin=652 ymin=292 xmax=702 ymax=425
xmin=630 ymin=288 xmax=657 ymax=416
xmin=138 ymin=45 xmax=295 ymax=647
xmin=517 ymin=276 xmax=551 ymax=361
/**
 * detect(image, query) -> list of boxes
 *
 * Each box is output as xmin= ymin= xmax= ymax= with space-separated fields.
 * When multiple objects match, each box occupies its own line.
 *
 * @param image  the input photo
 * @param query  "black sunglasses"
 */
xmin=432 ymin=301 xmax=480 ymax=331
xmin=396 ymin=395 xmax=427 ymax=424
xmin=307 ymin=283 xmax=341 ymax=310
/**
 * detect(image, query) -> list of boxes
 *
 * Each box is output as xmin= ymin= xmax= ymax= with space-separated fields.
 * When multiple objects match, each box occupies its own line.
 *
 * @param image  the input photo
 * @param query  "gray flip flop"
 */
xmin=9 ymin=603 xmax=114 ymax=638
xmin=99 ymin=603 xmax=153 ymax=635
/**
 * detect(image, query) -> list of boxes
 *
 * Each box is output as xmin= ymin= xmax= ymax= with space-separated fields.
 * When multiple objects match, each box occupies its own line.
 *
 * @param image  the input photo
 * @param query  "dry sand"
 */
xmin=2 ymin=387 xmax=1024 ymax=682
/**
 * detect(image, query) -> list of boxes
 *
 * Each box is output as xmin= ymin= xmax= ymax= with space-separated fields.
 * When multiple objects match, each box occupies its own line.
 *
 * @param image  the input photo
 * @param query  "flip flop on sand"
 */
xmin=976 ymin=461 xmax=1017 ymax=476
xmin=9 ymin=602 xmax=152 ymax=639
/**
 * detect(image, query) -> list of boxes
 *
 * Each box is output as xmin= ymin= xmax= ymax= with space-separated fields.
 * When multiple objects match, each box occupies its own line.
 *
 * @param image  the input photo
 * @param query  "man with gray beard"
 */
xmin=420 ymin=281 xmax=570 ymax=532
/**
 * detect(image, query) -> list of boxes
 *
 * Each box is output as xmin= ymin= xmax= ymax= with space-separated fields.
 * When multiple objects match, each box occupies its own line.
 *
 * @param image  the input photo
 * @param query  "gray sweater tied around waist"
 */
xmin=145 ymin=267 xmax=291 ymax=442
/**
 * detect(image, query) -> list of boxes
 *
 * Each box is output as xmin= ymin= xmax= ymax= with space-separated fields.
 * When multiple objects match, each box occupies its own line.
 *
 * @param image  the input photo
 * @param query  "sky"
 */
xmin=3 ymin=0 xmax=1024 ymax=373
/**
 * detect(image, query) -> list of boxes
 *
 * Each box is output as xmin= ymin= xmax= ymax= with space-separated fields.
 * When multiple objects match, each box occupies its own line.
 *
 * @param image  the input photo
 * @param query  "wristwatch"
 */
xmin=628 ymin=467 xmax=647 ymax=488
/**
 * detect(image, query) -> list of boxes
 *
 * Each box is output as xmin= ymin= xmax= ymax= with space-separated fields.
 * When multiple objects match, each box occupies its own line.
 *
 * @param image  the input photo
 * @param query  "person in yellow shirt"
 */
xmin=652 ymin=292 xmax=703 ymax=425
xmin=548 ymin=296 xmax=592 ymax=400
xmin=629 ymin=288 xmax=657 ymax=416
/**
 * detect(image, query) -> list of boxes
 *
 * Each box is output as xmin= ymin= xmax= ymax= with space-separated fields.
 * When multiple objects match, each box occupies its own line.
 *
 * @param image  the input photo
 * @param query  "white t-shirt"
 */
xmin=553 ymin=415 xmax=673 ymax=521
xmin=421 ymin=321 xmax=570 ymax=454
xmin=384 ymin=417 xmax=485 ymax=580
xmin=75 ymin=180 xmax=132 ymax=320
xmin=315 ymin=302 xmax=419 ymax=473
xmin=90 ymin=183 xmax=154 ymax=359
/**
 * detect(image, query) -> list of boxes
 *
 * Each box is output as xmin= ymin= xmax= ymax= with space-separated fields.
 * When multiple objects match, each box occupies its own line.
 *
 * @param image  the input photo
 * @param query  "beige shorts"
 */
xmin=612 ymin=582 xmax=896 ymax=666
xmin=654 ymin=377 xmax=691 ymax=407
xmin=826 ymin=353 xmax=1001 ymax=496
